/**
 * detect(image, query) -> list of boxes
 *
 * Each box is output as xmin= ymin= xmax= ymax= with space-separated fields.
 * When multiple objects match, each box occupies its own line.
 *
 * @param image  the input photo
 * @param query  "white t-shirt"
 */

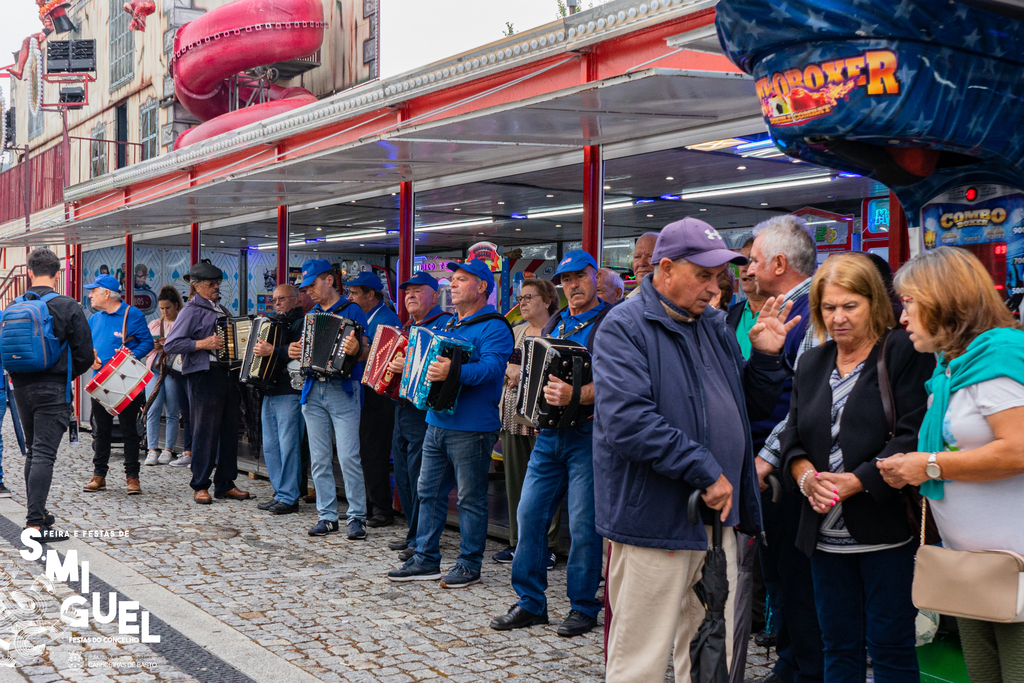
xmin=929 ymin=377 xmax=1024 ymax=555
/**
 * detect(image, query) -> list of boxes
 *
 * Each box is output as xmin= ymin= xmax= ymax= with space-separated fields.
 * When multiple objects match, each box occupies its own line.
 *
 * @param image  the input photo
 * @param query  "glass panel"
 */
xmin=515 ymin=243 xmax=556 ymax=260
xmin=109 ymin=0 xmax=135 ymax=91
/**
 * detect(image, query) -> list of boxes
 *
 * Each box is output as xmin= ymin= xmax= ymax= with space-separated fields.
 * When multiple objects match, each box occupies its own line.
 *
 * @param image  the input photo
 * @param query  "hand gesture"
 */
xmin=755 ymin=456 xmax=773 ymax=492
xmin=253 ymin=339 xmax=274 ymax=358
xmin=153 ymin=338 xmax=164 ymax=353
xmin=342 ymin=331 xmax=360 ymax=357
xmin=427 ymin=356 xmax=451 ymax=382
xmin=543 ymin=374 xmax=574 ymax=406
xmin=388 ymin=353 xmax=405 ymax=376
xmin=196 ymin=334 xmax=224 ymax=352
xmin=702 ymin=474 xmax=733 ymax=523
xmin=877 ymin=452 xmax=929 ymax=488
xmin=91 ymin=350 xmax=102 ymax=370
xmin=288 ymin=341 xmax=302 ymax=360
xmin=749 ymin=296 xmax=801 ymax=356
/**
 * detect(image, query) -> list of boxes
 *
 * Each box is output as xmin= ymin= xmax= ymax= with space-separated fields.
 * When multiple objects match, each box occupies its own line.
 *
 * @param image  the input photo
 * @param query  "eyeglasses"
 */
xmin=515 ymin=294 xmax=536 ymax=304
xmin=900 ymin=296 xmax=915 ymax=306
xmin=272 ymin=296 xmax=297 ymax=303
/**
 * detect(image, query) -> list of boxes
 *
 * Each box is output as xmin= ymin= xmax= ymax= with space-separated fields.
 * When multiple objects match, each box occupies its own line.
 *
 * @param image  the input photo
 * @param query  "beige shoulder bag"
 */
xmin=911 ymin=498 xmax=1024 ymax=623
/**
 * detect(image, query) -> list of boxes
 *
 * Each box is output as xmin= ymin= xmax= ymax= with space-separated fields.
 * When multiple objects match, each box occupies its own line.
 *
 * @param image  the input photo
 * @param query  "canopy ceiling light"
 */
xmin=526 ymin=200 xmax=634 ymax=220
xmin=676 ymin=174 xmax=834 ymax=201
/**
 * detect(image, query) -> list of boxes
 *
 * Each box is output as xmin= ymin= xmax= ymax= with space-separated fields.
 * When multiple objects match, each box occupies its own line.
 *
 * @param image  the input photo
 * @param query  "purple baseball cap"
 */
xmin=651 ymin=217 xmax=748 ymax=267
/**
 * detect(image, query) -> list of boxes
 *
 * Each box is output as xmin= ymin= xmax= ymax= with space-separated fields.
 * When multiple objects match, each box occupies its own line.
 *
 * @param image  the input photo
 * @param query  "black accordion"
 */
xmin=299 ymin=312 xmax=364 ymax=379
xmin=216 ymin=316 xmax=253 ymax=369
xmin=514 ymin=337 xmax=592 ymax=429
xmin=239 ymin=317 xmax=287 ymax=389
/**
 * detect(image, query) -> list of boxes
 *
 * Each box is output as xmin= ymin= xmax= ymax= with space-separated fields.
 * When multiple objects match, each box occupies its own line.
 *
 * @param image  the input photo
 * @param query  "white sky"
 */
xmin=1 ymin=3 xmax=46 ymax=107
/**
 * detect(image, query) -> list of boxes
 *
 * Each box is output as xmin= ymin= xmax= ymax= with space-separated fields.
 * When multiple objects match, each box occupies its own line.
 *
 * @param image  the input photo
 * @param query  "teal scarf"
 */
xmin=919 ymin=327 xmax=1024 ymax=499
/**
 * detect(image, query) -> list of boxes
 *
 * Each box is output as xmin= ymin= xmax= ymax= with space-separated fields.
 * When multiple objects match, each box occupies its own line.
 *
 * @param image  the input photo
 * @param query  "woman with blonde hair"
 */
xmin=781 ymin=252 xmax=935 ymax=682
xmin=880 ymin=247 xmax=1024 ymax=682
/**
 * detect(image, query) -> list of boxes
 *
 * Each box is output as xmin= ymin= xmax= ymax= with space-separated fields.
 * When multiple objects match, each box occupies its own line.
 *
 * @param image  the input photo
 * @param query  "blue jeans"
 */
xmin=301 ymin=380 xmax=365 ymax=523
xmin=414 ymin=426 xmax=499 ymax=573
xmin=511 ymin=422 xmax=601 ymax=617
xmin=810 ymin=542 xmax=919 ymax=683
xmin=392 ymin=403 xmax=429 ymax=548
xmin=262 ymin=393 xmax=304 ymax=505
xmin=146 ymin=372 xmax=190 ymax=451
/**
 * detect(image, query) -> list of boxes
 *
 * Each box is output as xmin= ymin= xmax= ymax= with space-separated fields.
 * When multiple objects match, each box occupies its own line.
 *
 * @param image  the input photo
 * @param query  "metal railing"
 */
xmin=0 ymin=265 xmax=28 ymax=309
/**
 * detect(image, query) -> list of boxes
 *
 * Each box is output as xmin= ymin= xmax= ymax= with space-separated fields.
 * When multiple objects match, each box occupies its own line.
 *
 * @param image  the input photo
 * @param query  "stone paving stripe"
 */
xmin=0 ymin=499 xmax=322 ymax=683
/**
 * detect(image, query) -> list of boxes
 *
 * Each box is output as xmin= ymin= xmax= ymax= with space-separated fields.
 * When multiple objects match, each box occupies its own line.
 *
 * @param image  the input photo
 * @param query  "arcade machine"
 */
xmin=715 ymin=0 xmax=1024 ymax=679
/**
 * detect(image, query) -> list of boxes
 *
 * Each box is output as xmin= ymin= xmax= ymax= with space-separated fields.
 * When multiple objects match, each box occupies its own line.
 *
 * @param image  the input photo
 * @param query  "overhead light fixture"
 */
xmin=603 ymin=185 xmax=611 ymax=190
xmin=546 ymin=194 xmax=554 ymax=198
xmin=453 ymin=208 xmax=461 ymax=211
xmin=666 ymin=176 xmax=674 ymax=181
xmin=416 ymin=218 xmax=495 ymax=233
xmin=527 ymin=200 xmax=634 ymax=219
xmin=497 ymin=201 xmax=505 ymax=205
xmin=677 ymin=174 xmax=833 ymax=201
xmin=760 ymin=202 xmax=769 ymax=206
xmin=647 ymin=214 xmax=654 ymax=217
xmin=735 ymin=139 xmax=776 ymax=151
xmin=515 ymin=228 xmax=522 ymax=231
xmin=736 ymin=166 xmax=747 ymax=170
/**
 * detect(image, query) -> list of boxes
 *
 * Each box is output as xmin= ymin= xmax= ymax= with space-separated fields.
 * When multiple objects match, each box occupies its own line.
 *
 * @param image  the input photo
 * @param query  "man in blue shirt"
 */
xmin=287 ymin=259 xmax=371 ymax=540
xmin=388 ymin=259 xmax=513 ymax=588
xmin=489 ymin=251 xmax=610 ymax=637
xmin=83 ymin=274 xmax=154 ymax=496
xmin=384 ymin=272 xmax=453 ymax=561
xmin=348 ymin=271 xmax=403 ymax=528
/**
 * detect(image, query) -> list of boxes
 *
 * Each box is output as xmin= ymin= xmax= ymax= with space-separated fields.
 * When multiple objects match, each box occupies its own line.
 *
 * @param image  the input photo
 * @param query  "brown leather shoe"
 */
xmin=126 ymin=478 xmax=142 ymax=495
xmin=193 ymin=489 xmax=212 ymax=505
xmin=302 ymin=491 xmax=317 ymax=503
xmin=215 ymin=487 xmax=252 ymax=501
xmin=83 ymin=476 xmax=106 ymax=492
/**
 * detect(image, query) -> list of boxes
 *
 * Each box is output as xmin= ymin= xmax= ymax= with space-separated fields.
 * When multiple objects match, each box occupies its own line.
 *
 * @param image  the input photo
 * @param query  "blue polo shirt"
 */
xmin=425 ymin=305 xmax=513 ymax=433
xmin=552 ymin=300 xmax=607 ymax=345
xmin=365 ymin=300 xmax=402 ymax=341
xmin=299 ymin=296 xmax=369 ymax=404
xmin=88 ymin=302 xmax=153 ymax=365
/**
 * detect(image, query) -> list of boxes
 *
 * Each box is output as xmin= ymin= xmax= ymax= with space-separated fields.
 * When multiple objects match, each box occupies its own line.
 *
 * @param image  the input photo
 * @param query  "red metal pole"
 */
xmin=277 ymin=206 xmax=289 ymax=286
xmin=582 ymin=145 xmax=605 ymax=264
xmin=124 ymin=234 xmax=134 ymax=306
xmin=190 ymin=223 xmax=200 ymax=265
xmin=398 ymin=181 xmax=414 ymax=324
xmin=888 ymin=191 xmax=911 ymax=272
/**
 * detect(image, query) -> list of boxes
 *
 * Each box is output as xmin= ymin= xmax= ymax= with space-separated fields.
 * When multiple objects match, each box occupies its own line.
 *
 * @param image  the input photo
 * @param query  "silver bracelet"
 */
xmin=798 ymin=470 xmax=815 ymax=497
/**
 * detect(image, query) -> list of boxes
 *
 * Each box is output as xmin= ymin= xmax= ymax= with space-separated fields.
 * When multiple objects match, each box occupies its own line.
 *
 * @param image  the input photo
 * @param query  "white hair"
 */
xmin=751 ymin=215 xmax=817 ymax=277
xmin=652 ymin=257 xmax=688 ymax=278
xmin=106 ymin=289 xmax=122 ymax=301
xmin=602 ymin=269 xmax=623 ymax=293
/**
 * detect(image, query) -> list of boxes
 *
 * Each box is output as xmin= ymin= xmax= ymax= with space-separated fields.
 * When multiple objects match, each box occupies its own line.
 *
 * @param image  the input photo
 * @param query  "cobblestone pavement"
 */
xmin=0 ymin=423 xmax=776 ymax=682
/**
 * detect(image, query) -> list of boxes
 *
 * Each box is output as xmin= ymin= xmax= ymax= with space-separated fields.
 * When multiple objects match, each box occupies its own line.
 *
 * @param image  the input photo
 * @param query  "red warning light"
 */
xmin=995 ymin=244 xmax=1007 ymax=255
xmin=965 ymin=187 xmax=978 ymax=201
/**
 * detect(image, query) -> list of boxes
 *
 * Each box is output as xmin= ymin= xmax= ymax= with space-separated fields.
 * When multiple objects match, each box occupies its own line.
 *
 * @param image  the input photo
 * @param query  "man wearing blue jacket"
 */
xmin=593 ymin=218 xmax=798 ymax=682
xmin=490 ymin=250 xmax=612 ymax=637
xmin=83 ymin=274 xmax=154 ymax=496
xmin=387 ymin=259 xmax=513 ymax=588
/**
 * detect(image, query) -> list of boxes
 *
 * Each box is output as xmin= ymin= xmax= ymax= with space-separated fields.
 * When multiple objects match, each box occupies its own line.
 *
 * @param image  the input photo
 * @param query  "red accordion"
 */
xmin=362 ymin=325 xmax=408 ymax=399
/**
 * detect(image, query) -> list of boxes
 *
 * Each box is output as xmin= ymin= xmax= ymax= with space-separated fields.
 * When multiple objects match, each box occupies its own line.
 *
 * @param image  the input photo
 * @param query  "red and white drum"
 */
xmin=85 ymin=347 xmax=153 ymax=416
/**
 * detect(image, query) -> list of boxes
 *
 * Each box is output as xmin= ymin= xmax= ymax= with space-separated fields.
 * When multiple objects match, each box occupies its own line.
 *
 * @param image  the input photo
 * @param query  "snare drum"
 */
xmin=85 ymin=347 xmax=154 ymax=416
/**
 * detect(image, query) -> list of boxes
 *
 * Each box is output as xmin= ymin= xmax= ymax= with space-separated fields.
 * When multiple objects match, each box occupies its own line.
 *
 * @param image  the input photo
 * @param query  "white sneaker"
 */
xmin=144 ymin=451 xmax=159 ymax=466
xmin=169 ymin=455 xmax=192 ymax=468
xmin=158 ymin=450 xmax=174 ymax=465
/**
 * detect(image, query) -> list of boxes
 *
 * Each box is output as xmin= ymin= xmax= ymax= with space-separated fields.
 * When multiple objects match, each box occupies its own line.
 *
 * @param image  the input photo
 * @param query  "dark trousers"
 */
xmin=760 ymin=488 xmax=825 ymax=683
xmin=811 ymin=543 xmax=919 ymax=683
xmin=13 ymin=383 xmax=71 ymax=527
xmin=360 ymin=388 xmax=396 ymax=518
xmin=186 ymin=366 xmax=240 ymax=495
xmin=392 ymin=403 xmax=429 ymax=547
xmin=91 ymin=394 xmax=144 ymax=479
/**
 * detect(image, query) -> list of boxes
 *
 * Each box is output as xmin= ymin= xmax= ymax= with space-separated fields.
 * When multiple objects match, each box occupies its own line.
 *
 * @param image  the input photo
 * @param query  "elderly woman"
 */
xmin=781 ymin=252 xmax=934 ymax=683
xmin=494 ymin=278 xmax=561 ymax=566
xmin=879 ymin=247 xmax=1024 ymax=682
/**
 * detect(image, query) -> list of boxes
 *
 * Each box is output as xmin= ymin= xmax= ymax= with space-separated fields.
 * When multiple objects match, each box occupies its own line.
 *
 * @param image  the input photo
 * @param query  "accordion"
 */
xmin=362 ymin=325 xmax=408 ymax=399
xmin=399 ymin=327 xmax=475 ymax=414
xmin=239 ymin=317 xmax=287 ymax=389
xmin=216 ymin=316 xmax=253 ymax=368
xmin=515 ymin=337 xmax=592 ymax=429
xmin=300 ymin=312 xmax=364 ymax=379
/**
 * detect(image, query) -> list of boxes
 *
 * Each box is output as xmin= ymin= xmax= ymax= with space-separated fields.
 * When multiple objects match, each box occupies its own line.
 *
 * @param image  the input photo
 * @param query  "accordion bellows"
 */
xmin=399 ymin=327 xmax=475 ymax=414
xmin=300 ymin=313 xmax=364 ymax=379
xmin=515 ymin=337 xmax=592 ymax=429
xmin=362 ymin=325 xmax=408 ymax=399
xmin=216 ymin=316 xmax=252 ymax=368
xmin=240 ymin=317 xmax=287 ymax=389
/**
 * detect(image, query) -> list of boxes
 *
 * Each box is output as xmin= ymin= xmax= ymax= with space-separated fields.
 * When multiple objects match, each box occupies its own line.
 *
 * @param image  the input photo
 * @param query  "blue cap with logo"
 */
xmin=446 ymin=259 xmax=495 ymax=295
xmin=552 ymin=250 xmax=598 ymax=284
xmin=348 ymin=271 xmax=384 ymax=291
xmin=84 ymin=274 xmax=122 ymax=293
xmin=398 ymin=272 xmax=440 ymax=291
xmin=299 ymin=259 xmax=334 ymax=288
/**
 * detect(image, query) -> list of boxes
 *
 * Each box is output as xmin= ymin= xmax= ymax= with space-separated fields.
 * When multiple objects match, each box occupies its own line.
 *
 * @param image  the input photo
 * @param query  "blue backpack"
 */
xmin=0 ymin=291 xmax=68 ymax=373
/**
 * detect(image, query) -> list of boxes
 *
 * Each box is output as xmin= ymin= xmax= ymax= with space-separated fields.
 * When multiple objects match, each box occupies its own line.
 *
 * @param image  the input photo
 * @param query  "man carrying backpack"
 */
xmin=3 ymin=248 xmax=93 ymax=542
xmin=82 ymin=274 xmax=154 ymax=496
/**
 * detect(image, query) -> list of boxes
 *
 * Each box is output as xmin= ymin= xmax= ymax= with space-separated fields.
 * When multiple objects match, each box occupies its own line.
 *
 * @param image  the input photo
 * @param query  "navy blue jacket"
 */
xmin=592 ymin=276 xmax=788 ymax=550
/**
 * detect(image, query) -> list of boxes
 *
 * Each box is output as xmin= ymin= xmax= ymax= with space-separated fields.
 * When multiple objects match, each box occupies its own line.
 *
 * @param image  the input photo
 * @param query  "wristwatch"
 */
xmin=925 ymin=452 xmax=943 ymax=479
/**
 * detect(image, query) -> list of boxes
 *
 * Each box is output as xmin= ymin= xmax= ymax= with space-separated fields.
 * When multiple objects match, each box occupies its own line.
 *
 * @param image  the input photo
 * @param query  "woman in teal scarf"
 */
xmin=878 ymin=247 xmax=1024 ymax=683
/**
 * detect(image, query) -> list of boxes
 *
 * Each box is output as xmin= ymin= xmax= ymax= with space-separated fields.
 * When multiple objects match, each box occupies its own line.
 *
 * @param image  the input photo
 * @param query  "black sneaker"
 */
xmin=257 ymin=500 xmax=276 ymax=511
xmin=547 ymin=550 xmax=557 ymax=571
xmin=0 ymin=482 xmax=11 ymax=498
xmin=388 ymin=558 xmax=443 ymax=582
xmin=347 ymin=519 xmax=367 ymax=540
xmin=439 ymin=563 xmax=481 ymax=589
xmin=27 ymin=526 xmax=70 ymax=543
xmin=268 ymin=501 xmax=299 ymax=515
xmin=492 ymin=545 xmax=514 ymax=564
xmin=398 ymin=546 xmax=416 ymax=561
xmin=365 ymin=514 xmax=395 ymax=528
xmin=44 ymin=512 xmax=55 ymax=527
xmin=308 ymin=520 xmax=339 ymax=536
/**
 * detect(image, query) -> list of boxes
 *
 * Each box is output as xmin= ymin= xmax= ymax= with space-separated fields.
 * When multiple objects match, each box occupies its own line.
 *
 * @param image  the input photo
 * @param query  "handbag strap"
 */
xmin=876 ymin=329 xmax=895 ymax=440
xmin=920 ymin=497 xmax=928 ymax=546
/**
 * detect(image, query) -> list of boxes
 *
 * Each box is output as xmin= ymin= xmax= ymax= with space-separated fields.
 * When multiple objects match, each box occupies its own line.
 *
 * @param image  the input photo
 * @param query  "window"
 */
xmin=28 ymin=107 xmax=43 ymax=140
xmin=109 ymin=0 xmax=134 ymax=91
xmin=91 ymin=123 xmax=107 ymax=178
xmin=139 ymin=97 xmax=158 ymax=161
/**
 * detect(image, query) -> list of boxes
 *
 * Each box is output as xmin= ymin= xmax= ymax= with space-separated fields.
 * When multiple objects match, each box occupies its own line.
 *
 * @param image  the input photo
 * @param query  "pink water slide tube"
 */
xmin=171 ymin=0 xmax=325 ymax=149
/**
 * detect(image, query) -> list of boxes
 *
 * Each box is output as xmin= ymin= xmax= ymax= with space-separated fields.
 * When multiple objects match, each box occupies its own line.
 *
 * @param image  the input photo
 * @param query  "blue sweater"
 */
xmin=89 ymin=302 xmax=154 ymax=365
xmin=365 ymin=300 xmax=402 ymax=341
xmin=426 ymin=305 xmax=513 ymax=433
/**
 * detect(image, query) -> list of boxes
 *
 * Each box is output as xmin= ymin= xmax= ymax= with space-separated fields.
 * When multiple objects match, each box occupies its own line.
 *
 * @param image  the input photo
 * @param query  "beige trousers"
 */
xmin=605 ymin=527 xmax=738 ymax=683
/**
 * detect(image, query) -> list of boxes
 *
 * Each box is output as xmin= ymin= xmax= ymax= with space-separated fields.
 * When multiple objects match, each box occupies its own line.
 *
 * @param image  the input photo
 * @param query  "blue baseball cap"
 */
xmin=398 ymin=272 xmax=440 ymax=291
xmin=348 ymin=271 xmax=384 ymax=291
xmin=446 ymin=259 xmax=495 ymax=295
xmin=84 ymin=274 xmax=121 ymax=293
xmin=299 ymin=259 xmax=334 ymax=288
xmin=552 ymin=250 xmax=598 ymax=284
